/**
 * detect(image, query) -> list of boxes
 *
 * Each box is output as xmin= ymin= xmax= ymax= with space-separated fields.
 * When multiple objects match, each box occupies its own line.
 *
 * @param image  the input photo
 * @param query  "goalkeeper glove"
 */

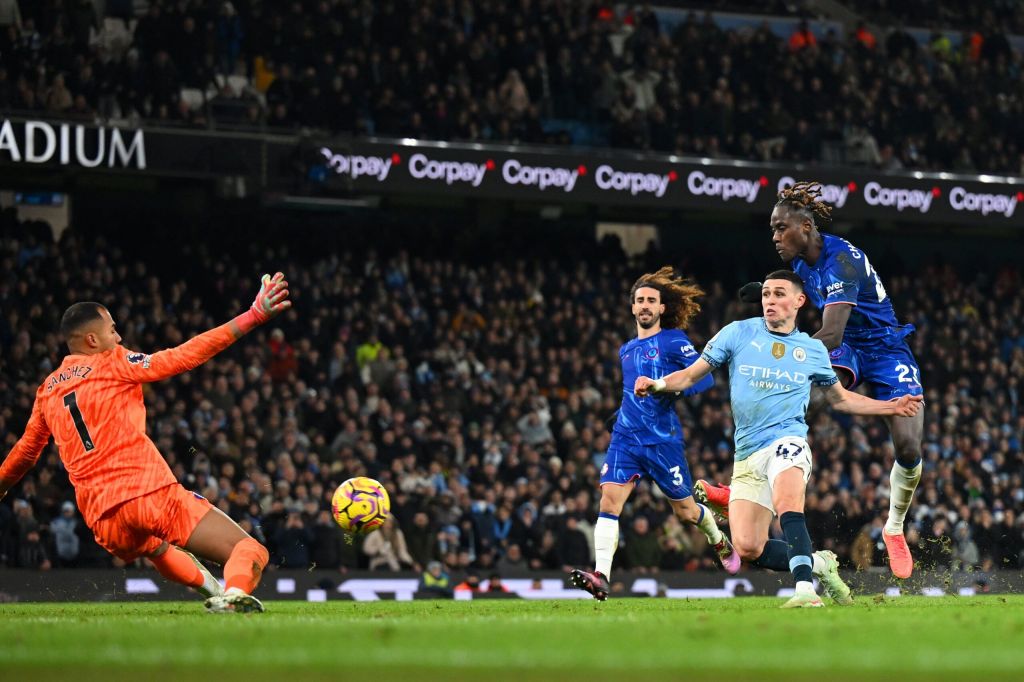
xmin=738 ymin=281 xmax=762 ymax=303
xmin=235 ymin=272 xmax=291 ymax=333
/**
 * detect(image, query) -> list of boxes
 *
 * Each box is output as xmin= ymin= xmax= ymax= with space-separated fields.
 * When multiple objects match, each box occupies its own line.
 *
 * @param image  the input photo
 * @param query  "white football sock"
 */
xmin=594 ymin=515 xmax=619 ymax=578
xmin=694 ymin=503 xmax=723 ymax=545
xmin=795 ymin=580 xmax=815 ymax=594
xmin=811 ymin=552 xmax=826 ymax=576
xmin=885 ymin=461 xmax=922 ymax=535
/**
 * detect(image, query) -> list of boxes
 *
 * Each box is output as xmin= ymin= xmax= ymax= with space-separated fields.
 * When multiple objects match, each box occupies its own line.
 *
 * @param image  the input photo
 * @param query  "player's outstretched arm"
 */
xmin=823 ymin=382 xmax=923 ymax=417
xmin=0 ymin=399 xmax=52 ymax=501
xmin=114 ymin=273 xmax=291 ymax=384
xmin=635 ymin=358 xmax=715 ymax=397
xmin=815 ymin=303 xmax=853 ymax=351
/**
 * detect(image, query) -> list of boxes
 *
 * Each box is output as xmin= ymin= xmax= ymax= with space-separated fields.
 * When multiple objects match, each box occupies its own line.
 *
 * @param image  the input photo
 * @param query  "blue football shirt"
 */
xmin=791 ymin=233 xmax=914 ymax=344
xmin=701 ymin=318 xmax=838 ymax=460
xmin=612 ymin=328 xmax=714 ymax=446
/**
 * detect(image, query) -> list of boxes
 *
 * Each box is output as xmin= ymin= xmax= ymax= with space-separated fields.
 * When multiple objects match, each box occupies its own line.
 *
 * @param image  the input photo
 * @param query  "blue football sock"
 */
xmin=752 ymin=539 xmax=789 ymax=571
xmin=780 ymin=511 xmax=814 ymax=584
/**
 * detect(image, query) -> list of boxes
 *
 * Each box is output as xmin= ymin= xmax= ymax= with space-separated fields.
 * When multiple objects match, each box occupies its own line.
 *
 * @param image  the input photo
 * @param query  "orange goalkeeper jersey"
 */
xmin=0 ymin=324 xmax=237 ymax=526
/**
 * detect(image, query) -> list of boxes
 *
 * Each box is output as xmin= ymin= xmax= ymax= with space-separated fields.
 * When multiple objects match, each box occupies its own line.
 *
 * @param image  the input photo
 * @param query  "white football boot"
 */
xmin=205 ymin=587 xmax=265 ymax=614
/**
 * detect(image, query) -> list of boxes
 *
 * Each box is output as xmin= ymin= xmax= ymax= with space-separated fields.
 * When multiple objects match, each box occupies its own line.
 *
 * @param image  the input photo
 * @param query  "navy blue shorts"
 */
xmin=600 ymin=440 xmax=693 ymax=500
xmin=828 ymin=340 xmax=923 ymax=400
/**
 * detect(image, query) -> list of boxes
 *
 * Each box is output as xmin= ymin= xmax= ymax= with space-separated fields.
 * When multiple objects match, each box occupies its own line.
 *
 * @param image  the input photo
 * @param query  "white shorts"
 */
xmin=730 ymin=436 xmax=813 ymax=514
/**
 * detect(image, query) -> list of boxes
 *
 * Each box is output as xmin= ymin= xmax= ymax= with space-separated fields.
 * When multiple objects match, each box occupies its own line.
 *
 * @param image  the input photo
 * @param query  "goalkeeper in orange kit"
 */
xmin=0 ymin=273 xmax=291 ymax=613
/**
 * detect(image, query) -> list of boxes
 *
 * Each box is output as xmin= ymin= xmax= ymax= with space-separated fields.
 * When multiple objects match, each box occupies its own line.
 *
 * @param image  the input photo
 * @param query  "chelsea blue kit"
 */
xmin=792 ymin=233 xmax=923 ymax=399
xmin=604 ymin=329 xmax=713 ymax=499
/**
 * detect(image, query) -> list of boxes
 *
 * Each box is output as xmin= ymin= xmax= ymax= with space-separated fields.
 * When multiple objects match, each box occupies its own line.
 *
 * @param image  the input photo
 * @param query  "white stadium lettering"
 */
xmin=501 ymin=159 xmax=579 ymax=192
xmin=0 ymin=119 xmax=146 ymax=169
xmin=594 ymin=164 xmax=671 ymax=197
xmin=863 ymin=181 xmax=933 ymax=213
xmin=687 ymin=171 xmax=760 ymax=203
xmin=319 ymin=148 xmax=393 ymax=181
xmin=949 ymin=186 xmax=1018 ymax=218
xmin=408 ymin=153 xmax=488 ymax=187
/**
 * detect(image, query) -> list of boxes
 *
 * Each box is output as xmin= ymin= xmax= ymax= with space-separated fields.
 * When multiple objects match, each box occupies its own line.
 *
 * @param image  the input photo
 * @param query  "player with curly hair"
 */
xmin=698 ymin=181 xmax=925 ymax=579
xmin=570 ymin=267 xmax=740 ymax=601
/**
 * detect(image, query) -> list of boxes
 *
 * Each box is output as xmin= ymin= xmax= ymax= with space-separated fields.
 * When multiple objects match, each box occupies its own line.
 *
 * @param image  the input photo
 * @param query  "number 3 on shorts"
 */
xmin=669 ymin=465 xmax=683 ymax=486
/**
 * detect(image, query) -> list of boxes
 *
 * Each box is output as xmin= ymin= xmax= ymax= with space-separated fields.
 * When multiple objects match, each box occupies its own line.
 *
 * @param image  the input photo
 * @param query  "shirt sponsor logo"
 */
xmin=319 ymin=148 xmax=393 ymax=181
xmin=680 ymin=344 xmax=695 ymax=355
xmin=502 ymin=159 xmax=580 ymax=192
xmin=948 ymin=186 xmax=1019 ymax=218
xmin=595 ymin=164 xmax=673 ymax=197
xmin=862 ymin=181 xmax=934 ymax=213
xmin=778 ymin=176 xmax=849 ymax=208
xmin=738 ymin=364 xmax=806 ymax=391
xmin=409 ymin=153 xmax=488 ymax=186
xmin=825 ymin=282 xmax=845 ymax=296
xmin=687 ymin=171 xmax=761 ymax=203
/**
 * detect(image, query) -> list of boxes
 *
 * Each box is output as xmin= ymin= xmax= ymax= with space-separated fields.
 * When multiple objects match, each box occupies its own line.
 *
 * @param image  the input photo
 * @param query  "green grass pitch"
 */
xmin=2 ymin=596 xmax=1023 ymax=681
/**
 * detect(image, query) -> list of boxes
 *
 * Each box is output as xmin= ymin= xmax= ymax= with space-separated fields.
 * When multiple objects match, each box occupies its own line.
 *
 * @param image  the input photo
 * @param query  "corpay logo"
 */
xmin=687 ymin=171 xmax=760 ymax=203
xmin=502 ymin=159 xmax=579 ymax=192
xmin=863 ymin=181 xmax=934 ymax=213
xmin=949 ymin=186 xmax=1019 ymax=218
xmin=595 ymin=164 xmax=672 ymax=197
xmin=320 ymin=147 xmax=392 ymax=181
xmin=778 ymin=176 xmax=849 ymax=208
xmin=409 ymin=153 xmax=488 ymax=186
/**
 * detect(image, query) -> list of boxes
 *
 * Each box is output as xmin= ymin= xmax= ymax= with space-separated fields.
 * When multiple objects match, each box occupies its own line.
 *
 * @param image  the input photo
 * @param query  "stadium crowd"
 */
xmin=0 ymin=1 xmax=1022 ymax=174
xmin=0 ymin=211 xmax=1022 ymax=583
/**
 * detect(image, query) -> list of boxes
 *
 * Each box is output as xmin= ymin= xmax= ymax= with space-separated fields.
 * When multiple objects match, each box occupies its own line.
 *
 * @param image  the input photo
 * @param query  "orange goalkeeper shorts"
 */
xmin=91 ymin=484 xmax=214 ymax=561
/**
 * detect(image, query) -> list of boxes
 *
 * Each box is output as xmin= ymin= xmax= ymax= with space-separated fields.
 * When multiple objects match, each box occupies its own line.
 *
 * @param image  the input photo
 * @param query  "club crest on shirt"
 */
xmin=793 ymin=347 xmax=806 ymax=362
xmin=645 ymin=347 xmax=659 ymax=359
xmin=829 ymin=347 xmax=843 ymax=360
xmin=771 ymin=342 xmax=786 ymax=359
xmin=126 ymin=352 xmax=151 ymax=369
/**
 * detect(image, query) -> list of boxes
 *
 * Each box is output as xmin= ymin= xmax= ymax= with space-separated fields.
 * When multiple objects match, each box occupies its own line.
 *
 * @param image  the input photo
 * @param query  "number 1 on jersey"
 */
xmin=63 ymin=390 xmax=95 ymax=451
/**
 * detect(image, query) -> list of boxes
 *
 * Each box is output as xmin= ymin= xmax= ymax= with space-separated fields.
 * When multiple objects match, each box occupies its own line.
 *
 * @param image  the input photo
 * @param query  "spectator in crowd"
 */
xmin=50 ymin=501 xmax=81 ymax=568
xmin=419 ymin=560 xmax=453 ymax=597
xmin=0 ymin=211 xmax=1023 ymax=582
xmin=1 ymin=2 xmax=1022 ymax=174
xmin=362 ymin=517 xmax=415 ymax=571
xmin=485 ymin=572 xmax=509 ymax=593
xmin=624 ymin=516 xmax=661 ymax=573
xmin=454 ymin=569 xmax=482 ymax=593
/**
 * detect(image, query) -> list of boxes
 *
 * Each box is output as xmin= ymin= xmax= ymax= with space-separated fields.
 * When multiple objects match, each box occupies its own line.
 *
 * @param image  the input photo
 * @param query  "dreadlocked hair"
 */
xmin=630 ymin=266 xmax=704 ymax=330
xmin=776 ymin=180 xmax=833 ymax=225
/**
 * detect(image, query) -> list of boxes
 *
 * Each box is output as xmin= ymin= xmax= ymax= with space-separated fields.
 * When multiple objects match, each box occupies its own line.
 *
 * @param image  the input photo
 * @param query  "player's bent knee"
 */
xmin=231 ymin=536 xmax=269 ymax=568
xmin=733 ymin=540 xmax=764 ymax=562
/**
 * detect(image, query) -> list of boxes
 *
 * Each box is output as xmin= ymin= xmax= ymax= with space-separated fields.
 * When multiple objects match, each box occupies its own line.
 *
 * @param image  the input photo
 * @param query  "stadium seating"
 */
xmin=0 ymin=213 xmax=1021 ymax=575
xmin=0 ymin=2 xmax=1021 ymax=174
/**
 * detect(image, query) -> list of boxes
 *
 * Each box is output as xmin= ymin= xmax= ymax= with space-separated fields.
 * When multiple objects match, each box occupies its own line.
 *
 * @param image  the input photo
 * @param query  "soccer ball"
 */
xmin=331 ymin=477 xmax=390 ymax=535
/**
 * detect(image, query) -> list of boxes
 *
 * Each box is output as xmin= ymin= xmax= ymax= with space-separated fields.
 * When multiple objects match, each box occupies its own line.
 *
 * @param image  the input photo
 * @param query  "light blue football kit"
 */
xmin=700 ymin=317 xmax=838 ymax=461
